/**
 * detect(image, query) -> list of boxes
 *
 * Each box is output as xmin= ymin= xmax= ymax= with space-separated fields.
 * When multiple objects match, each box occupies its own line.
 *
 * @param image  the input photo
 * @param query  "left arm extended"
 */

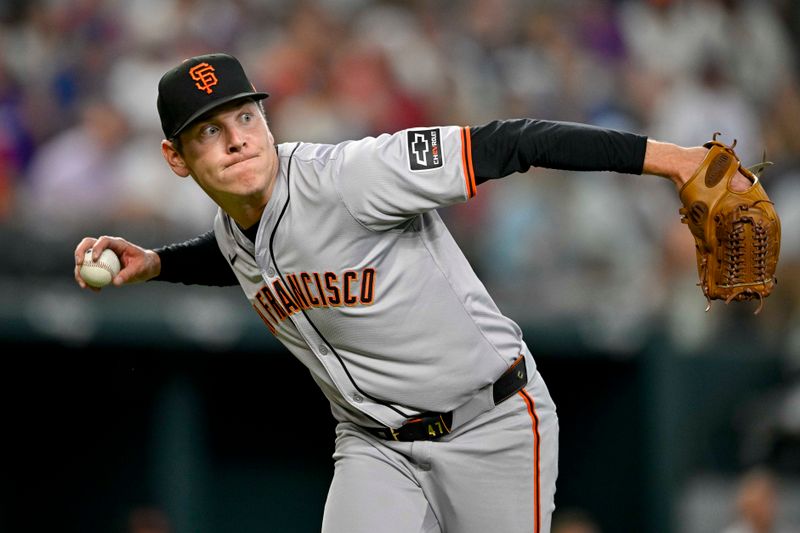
xmin=468 ymin=119 xmax=750 ymax=191
xmin=469 ymin=119 xmax=647 ymax=182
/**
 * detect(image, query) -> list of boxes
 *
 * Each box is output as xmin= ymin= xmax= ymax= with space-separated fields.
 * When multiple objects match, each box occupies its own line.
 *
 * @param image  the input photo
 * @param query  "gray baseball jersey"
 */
xmin=148 ymin=53 xmax=656 ymax=532
xmin=213 ymin=126 xmax=532 ymax=428
xmin=212 ymin=125 xmax=557 ymax=532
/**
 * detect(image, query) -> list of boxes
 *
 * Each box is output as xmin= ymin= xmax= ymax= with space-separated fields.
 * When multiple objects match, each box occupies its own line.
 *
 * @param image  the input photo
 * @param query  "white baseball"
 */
xmin=80 ymin=248 xmax=121 ymax=288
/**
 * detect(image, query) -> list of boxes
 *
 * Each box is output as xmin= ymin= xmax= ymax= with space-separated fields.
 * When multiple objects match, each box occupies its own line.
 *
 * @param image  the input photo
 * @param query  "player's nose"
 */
xmin=226 ymin=127 xmax=246 ymax=153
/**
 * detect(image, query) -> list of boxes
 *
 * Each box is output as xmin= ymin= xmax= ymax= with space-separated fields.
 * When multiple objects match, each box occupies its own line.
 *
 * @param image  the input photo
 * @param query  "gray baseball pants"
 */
xmin=321 ymin=370 xmax=559 ymax=533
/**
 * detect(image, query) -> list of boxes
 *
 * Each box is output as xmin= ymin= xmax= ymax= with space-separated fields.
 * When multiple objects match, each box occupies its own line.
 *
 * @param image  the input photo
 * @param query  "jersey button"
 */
xmin=319 ymin=345 xmax=329 ymax=355
xmin=267 ymin=267 xmax=275 ymax=277
xmin=353 ymin=394 xmax=363 ymax=403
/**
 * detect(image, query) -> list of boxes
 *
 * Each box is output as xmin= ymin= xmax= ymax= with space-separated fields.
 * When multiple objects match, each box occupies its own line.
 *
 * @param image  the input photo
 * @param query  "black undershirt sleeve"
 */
xmin=152 ymin=230 xmax=239 ymax=286
xmin=469 ymin=119 xmax=648 ymax=184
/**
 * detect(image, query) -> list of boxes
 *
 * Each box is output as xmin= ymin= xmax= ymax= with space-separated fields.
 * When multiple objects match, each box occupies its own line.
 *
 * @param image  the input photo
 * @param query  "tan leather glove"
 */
xmin=679 ymin=134 xmax=781 ymax=314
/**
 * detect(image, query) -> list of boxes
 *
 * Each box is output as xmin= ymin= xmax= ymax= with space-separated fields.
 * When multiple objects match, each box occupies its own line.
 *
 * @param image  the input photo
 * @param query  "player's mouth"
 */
xmin=225 ymin=154 xmax=258 ymax=169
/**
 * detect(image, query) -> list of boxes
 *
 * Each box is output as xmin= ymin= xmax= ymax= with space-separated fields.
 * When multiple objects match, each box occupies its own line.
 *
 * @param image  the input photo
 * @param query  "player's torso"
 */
xmin=215 ymin=136 xmax=527 ymax=427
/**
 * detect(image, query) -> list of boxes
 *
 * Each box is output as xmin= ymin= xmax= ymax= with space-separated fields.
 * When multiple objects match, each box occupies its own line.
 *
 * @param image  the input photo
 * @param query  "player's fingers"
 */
xmin=113 ymin=250 xmax=149 ymax=286
xmin=98 ymin=236 xmax=139 ymax=263
xmin=89 ymin=235 xmax=118 ymax=261
xmin=73 ymin=262 xmax=101 ymax=292
xmin=731 ymin=170 xmax=753 ymax=192
xmin=113 ymin=261 xmax=134 ymax=285
xmin=74 ymin=237 xmax=99 ymax=265
xmin=74 ymin=263 xmax=86 ymax=287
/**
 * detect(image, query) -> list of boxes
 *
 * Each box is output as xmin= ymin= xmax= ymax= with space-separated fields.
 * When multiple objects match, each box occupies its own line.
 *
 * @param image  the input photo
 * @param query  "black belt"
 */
xmin=365 ymin=355 xmax=528 ymax=442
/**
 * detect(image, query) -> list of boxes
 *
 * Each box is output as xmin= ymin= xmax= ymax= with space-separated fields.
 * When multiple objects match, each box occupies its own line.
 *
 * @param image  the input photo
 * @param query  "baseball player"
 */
xmin=74 ymin=53 xmax=753 ymax=533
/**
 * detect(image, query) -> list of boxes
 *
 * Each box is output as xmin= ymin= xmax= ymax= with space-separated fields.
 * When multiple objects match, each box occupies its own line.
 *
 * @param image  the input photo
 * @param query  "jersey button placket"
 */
xmin=319 ymin=345 xmax=328 ymax=356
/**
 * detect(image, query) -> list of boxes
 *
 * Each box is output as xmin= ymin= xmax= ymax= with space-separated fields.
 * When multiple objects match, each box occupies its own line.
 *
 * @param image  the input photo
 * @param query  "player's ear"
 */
xmin=161 ymin=139 xmax=191 ymax=178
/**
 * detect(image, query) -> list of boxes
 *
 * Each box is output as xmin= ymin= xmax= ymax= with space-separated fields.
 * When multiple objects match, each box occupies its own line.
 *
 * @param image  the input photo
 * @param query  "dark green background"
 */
xmin=1 ymin=325 xmax=783 ymax=533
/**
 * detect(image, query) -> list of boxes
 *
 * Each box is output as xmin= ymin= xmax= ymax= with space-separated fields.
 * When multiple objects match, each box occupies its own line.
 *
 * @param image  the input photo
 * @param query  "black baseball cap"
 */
xmin=157 ymin=53 xmax=269 ymax=139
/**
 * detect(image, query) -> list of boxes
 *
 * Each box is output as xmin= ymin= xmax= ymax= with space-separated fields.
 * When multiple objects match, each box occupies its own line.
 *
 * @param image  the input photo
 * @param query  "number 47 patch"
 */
xmin=407 ymin=128 xmax=443 ymax=171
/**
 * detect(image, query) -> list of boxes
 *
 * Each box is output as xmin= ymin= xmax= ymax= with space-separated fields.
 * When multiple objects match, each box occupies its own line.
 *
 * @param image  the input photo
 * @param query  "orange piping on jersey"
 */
xmin=460 ymin=127 xmax=477 ymax=198
xmin=460 ymin=128 xmax=469 ymax=196
xmin=509 ymin=354 xmax=524 ymax=371
xmin=519 ymin=389 xmax=541 ymax=533
xmin=465 ymin=126 xmax=476 ymax=197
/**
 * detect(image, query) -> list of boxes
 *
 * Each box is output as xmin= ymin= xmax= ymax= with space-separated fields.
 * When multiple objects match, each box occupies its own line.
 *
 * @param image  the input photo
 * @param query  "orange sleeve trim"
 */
xmin=460 ymin=127 xmax=477 ymax=199
xmin=519 ymin=389 xmax=541 ymax=533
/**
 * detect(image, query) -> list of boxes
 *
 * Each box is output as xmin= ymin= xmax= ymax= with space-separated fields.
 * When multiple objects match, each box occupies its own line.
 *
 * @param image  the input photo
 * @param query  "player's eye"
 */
xmin=240 ymin=112 xmax=253 ymax=123
xmin=200 ymin=124 xmax=219 ymax=137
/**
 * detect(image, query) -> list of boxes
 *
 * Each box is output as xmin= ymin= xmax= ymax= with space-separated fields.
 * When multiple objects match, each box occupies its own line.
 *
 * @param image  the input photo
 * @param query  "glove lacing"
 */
xmin=719 ymin=202 xmax=773 ymax=314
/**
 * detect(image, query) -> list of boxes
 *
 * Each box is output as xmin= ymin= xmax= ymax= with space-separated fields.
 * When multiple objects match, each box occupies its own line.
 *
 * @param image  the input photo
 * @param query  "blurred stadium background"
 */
xmin=1 ymin=0 xmax=799 ymax=531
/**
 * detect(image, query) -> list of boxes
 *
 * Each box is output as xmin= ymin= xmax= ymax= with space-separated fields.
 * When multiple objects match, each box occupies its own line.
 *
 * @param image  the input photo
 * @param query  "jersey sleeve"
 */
xmin=152 ymin=229 xmax=238 ymax=286
xmin=333 ymin=126 xmax=476 ymax=230
xmin=469 ymin=119 xmax=648 ymax=182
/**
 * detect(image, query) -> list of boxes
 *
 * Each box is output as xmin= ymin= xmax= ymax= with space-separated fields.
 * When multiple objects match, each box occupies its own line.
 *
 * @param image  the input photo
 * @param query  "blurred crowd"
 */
xmin=1 ymin=0 xmax=799 ymax=355
xmin=2 ymin=2 xmax=799 ymax=531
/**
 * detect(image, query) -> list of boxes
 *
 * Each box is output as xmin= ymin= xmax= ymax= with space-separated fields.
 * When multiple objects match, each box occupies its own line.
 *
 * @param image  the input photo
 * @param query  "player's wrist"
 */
xmin=643 ymin=140 xmax=704 ymax=188
xmin=145 ymin=249 xmax=161 ymax=280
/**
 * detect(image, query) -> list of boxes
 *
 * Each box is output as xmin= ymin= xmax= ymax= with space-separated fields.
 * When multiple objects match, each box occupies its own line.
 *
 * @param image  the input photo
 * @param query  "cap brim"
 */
xmin=169 ymin=91 xmax=269 ymax=139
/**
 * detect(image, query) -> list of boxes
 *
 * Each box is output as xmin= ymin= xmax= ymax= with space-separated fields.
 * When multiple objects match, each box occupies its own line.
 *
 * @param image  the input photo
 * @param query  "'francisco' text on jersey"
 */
xmin=252 ymin=267 xmax=376 ymax=334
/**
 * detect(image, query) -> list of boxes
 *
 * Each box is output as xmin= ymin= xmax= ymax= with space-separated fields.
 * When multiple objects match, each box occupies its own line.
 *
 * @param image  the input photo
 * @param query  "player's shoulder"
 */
xmin=278 ymin=140 xmax=329 ymax=160
xmin=212 ymin=206 xmax=233 ymax=236
xmin=212 ymin=207 xmax=236 ymax=250
xmin=277 ymin=139 xmax=363 ymax=161
xmin=276 ymin=126 xmax=462 ymax=170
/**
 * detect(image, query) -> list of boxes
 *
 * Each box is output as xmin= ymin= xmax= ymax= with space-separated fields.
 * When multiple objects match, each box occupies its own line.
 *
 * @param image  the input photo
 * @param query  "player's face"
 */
xmin=162 ymin=99 xmax=277 ymax=209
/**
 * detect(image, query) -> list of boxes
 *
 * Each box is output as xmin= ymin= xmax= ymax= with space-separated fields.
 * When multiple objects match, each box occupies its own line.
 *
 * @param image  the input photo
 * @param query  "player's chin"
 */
xmin=222 ymin=170 xmax=265 ymax=196
xmin=219 ymin=167 xmax=252 ymax=188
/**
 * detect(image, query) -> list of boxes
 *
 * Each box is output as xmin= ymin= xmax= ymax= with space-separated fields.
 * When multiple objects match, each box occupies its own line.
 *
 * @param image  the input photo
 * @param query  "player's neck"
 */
xmin=230 ymin=204 xmax=265 ymax=231
xmin=239 ymin=219 xmax=260 ymax=242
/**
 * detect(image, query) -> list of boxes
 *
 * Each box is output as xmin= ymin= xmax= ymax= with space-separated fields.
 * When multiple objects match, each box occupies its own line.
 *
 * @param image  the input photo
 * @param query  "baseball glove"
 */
xmin=679 ymin=133 xmax=780 ymax=314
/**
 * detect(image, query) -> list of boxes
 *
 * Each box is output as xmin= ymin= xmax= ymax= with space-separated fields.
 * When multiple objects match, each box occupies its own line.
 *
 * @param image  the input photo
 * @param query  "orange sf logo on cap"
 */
xmin=189 ymin=62 xmax=218 ymax=94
